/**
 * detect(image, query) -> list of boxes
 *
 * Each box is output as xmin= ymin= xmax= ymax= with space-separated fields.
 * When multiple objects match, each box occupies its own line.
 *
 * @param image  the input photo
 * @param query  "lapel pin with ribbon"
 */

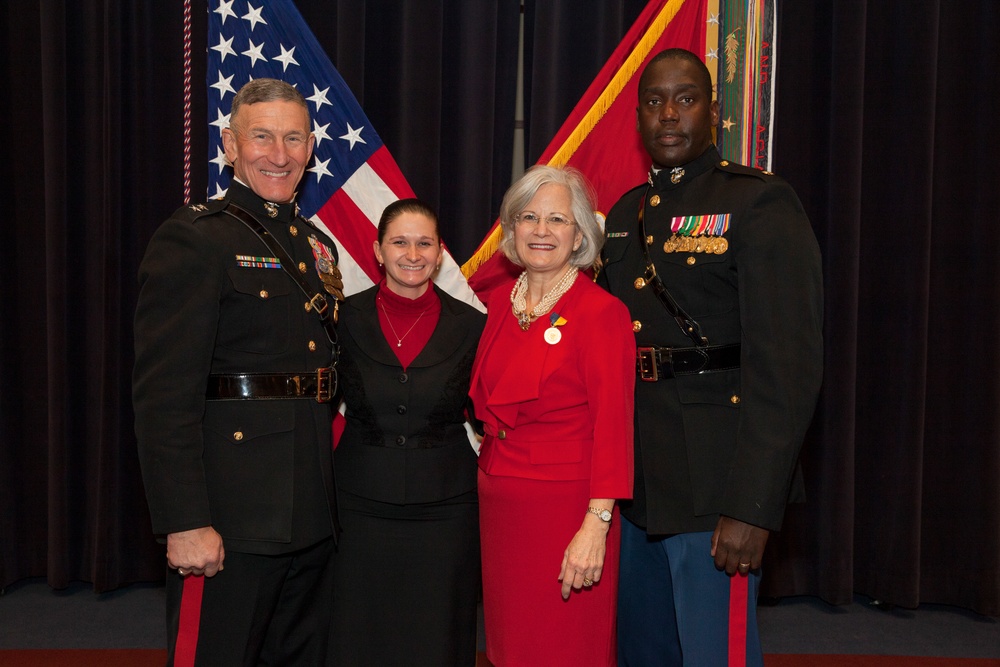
xmin=544 ymin=313 xmax=567 ymax=345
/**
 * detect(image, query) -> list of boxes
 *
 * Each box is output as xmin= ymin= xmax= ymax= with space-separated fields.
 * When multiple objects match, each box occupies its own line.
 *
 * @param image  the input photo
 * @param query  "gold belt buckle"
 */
xmin=305 ymin=293 xmax=328 ymax=316
xmin=316 ymin=367 xmax=333 ymax=403
xmin=637 ymin=347 xmax=659 ymax=382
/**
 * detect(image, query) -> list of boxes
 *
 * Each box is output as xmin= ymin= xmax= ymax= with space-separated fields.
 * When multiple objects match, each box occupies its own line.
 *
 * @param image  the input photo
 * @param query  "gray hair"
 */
xmin=230 ymin=78 xmax=310 ymax=128
xmin=498 ymin=165 xmax=604 ymax=269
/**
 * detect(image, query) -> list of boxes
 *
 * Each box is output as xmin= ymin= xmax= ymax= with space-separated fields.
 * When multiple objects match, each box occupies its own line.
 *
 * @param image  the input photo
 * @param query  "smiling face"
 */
xmin=512 ymin=183 xmax=583 ymax=281
xmin=374 ymin=212 xmax=442 ymax=299
xmin=636 ymin=56 xmax=719 ymax=169
xmin=222 ymin=99 xmax=315 ymax=203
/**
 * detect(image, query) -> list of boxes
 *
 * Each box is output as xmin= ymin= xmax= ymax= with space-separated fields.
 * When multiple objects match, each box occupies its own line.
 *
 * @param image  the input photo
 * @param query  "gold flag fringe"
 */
xmin=461 ymin=224 xmax=503 ymax=278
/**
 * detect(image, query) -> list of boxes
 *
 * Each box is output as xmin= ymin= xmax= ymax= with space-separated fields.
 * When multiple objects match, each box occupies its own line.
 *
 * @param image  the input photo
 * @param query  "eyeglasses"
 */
xmin=514 ymin=212 xmax=577 ymax=227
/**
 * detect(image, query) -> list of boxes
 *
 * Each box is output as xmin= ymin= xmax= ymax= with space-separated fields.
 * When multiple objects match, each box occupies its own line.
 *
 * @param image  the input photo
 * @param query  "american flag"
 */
xmin=206 ymin=0 xmax=483 ymax=308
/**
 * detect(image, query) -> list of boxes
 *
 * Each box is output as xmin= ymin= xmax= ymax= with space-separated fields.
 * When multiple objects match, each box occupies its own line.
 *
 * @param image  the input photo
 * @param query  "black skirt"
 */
xmin=329 ymin=488 xmax=480 ymax=666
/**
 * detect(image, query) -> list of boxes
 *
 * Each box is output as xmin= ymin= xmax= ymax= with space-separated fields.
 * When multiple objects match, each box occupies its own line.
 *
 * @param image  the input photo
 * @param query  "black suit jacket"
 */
xmin=334 ymin=284 xmax=485 ymax=504
xmin=599 ymin=146 xmax=823 ymax=534
xmin=133 ymin=181 xmax=339 ymax=555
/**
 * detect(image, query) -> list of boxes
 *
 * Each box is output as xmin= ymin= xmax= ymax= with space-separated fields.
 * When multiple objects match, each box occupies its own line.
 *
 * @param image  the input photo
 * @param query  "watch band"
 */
xmin=587 ymin=506 xmax=612 ymax=522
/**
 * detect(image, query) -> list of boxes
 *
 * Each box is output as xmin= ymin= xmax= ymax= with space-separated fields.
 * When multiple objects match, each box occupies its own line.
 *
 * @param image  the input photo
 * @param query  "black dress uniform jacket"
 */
xmin=134 ymin=181 xmax=339 ymax=555
xmin=598 ymin=146 xmax=823 ymax=535
xmin=334 ymin=284 xmax=485 ymax=504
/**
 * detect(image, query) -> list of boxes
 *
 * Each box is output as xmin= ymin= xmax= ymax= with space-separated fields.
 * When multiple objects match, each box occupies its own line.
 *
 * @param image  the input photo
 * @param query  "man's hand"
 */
xmin=166 ymin=526 xmax=225 ymax=577
xmin=711 ymin=516 xmax=768 ymax=576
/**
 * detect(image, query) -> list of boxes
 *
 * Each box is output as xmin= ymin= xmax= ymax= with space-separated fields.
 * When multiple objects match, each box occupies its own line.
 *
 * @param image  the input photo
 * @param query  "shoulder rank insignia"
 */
xmin=662 ymin=214 xmax=731 ymax=255
xmin=189 ymin=203 xmax=209 ymax=212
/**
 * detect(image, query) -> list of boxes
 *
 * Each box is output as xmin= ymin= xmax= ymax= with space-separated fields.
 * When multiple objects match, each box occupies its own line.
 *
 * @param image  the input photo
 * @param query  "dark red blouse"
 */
xmin=375 ymin=279 xmax=441 ymax=370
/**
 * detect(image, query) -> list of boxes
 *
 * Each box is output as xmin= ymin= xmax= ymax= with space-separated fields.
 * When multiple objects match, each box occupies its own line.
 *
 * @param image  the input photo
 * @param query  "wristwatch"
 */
xmin=587 ymin=506 xmax=612 ymax=523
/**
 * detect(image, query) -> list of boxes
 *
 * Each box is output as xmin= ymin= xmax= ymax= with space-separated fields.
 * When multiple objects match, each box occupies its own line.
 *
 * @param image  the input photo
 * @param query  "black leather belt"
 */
xmin=206 ymin=368 xmax=336 ymax=402
xmin=636 ymin=344 xmax=740 ymax=382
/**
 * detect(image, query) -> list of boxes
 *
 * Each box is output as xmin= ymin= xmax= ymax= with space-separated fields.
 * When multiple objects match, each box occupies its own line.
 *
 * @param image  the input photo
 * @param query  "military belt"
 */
xmin=636 ymin=344 xmax=740 ymax=382
xmin=206 ymin=368 xmax=335 ymax=402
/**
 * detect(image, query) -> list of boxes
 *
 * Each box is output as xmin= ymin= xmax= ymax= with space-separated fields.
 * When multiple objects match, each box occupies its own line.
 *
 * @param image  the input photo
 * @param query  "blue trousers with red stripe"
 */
xmin=617 ymin=519 xmax=763 ymax=667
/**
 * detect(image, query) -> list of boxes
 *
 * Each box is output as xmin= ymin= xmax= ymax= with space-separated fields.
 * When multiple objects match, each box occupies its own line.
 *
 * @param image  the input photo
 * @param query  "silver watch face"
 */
xmin=598 ymin=509 xmax=612 ymax=522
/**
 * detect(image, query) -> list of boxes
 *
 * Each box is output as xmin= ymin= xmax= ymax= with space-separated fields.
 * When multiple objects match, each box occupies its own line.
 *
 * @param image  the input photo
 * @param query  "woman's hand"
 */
xmin=558 ymin=509 xmax=612 ymax=600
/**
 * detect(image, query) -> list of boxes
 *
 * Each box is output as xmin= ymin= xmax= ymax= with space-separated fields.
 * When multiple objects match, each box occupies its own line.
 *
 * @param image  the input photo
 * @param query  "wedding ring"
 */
xmin=583 ymin=578 xmax=594 ymax=587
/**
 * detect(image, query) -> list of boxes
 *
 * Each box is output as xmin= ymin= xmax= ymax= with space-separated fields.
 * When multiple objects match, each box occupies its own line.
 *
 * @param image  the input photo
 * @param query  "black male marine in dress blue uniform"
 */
xmin=598 ymin=49 xmax=823 ymax=666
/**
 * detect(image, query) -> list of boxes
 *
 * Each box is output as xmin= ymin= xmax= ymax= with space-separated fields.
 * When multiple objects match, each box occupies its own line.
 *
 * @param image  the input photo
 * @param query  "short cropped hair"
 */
xmin=230 ymin=78 xmax=310 ymax=127
xmin=498 ymin=165 xmax=603 ymax=270
xmin=640 ymin=48 xmax=713 ymax=98
xmin=377 ymin=198 xmax=441 ymax=244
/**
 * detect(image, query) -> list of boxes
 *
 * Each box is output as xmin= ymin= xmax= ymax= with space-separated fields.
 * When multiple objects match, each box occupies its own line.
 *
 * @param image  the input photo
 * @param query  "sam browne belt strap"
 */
xmin=637 ymin=186 xmax=709 ymax=348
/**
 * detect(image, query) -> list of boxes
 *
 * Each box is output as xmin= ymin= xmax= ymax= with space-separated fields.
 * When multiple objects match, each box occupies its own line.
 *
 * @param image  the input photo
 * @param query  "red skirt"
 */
xmin=479 ymin=469 xmax=620 ymax=666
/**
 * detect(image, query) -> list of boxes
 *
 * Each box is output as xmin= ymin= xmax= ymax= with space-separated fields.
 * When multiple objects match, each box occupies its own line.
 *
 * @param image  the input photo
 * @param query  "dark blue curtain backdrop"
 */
xmin=2 ymin=1 xmax=997 ymax=615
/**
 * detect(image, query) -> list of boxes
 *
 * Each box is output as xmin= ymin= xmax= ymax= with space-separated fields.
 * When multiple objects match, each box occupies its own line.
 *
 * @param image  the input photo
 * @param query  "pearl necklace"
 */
xmin=510 ymin=267 xmax=578 ymax=331
xmin=378 ymin=295 xmax=428 ymax=347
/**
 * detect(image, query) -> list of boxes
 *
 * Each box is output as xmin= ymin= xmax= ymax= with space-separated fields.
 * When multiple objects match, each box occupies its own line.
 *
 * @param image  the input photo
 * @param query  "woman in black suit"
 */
xmin=329 ymin=199 xmax=485 ymax=666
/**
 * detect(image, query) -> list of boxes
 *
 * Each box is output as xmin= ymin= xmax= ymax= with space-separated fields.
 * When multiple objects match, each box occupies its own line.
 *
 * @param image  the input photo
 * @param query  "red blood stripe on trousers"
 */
xmin=174 ymin=575 xmax=205 ymax=667
xmin=728 ymin=573 xmax=749 ymax=666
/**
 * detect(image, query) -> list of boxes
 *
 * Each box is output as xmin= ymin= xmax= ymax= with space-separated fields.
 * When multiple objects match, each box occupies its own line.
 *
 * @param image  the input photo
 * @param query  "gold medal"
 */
xmin=713 ymin=237 xmax=729 ymax=254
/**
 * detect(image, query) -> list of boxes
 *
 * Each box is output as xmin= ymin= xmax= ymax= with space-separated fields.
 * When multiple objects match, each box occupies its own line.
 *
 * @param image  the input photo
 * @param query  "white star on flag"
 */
xmin=242 ymin=39 xmax=268 ymax=68
xmin=306 ymin=85 xmax=332 ymax=111
xmin=273 ymin=44 xmax=299 ymax=71
xmin=211 ymin=34 xmax=237 ymax=62
xmin=209 ymin=109 xmax=231 ymax=133
xmin=308 ymin=157 xmax=334 ymax=182
xmin=215 ymin=0 xmax=237 ymax=24
xmin=312 ymin=120 xmax=331 ymax=147
xmin=210 ymin=146 xmax=231 ymax=173
xmin=339 ymin=123 xmax=366 ymax=150
xmin=242 ymin=3 xmax=268 ymax=32
xmin=210 ymin=71 xmax=236 ymax=99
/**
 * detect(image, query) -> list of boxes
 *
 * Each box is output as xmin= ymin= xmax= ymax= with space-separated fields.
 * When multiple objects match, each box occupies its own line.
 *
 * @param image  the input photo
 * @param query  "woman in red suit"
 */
xmin=470 ymin=166 xmax=635 ymax=666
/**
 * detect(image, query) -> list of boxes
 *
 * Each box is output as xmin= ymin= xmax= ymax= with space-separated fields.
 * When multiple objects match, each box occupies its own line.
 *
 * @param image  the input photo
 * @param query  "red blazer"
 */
xmin=470 ymin=275 xmax=634 ymax=499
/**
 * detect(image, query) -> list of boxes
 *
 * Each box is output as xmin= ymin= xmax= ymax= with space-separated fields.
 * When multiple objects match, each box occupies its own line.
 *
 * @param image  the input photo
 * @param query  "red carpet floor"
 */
xmin=0 ymin=652 xmax=997 ymax=666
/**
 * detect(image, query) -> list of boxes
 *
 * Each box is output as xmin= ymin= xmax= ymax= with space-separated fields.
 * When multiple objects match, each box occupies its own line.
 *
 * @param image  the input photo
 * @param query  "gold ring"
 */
xmin=583 ymin=578 xmax=594 ymax=587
